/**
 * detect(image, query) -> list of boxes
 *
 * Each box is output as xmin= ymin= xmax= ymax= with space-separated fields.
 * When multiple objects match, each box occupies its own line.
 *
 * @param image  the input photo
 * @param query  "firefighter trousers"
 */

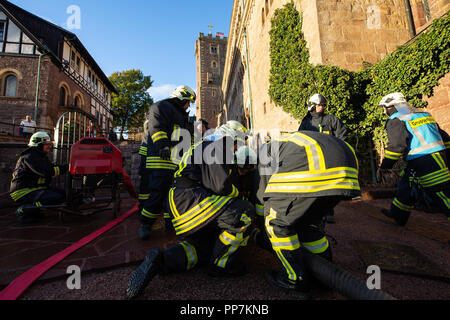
xmin=157 ymin=199 xmax=255 ymax=273
xmin=140 ymin=169 xmax=174 ymax=227
xmin=16 ymin=189 xmax=66 ymax=216
xmin=265 ymin=197 xmax=341 ymax=284
xmin=389 ymin=170 xmax=450 ymax=225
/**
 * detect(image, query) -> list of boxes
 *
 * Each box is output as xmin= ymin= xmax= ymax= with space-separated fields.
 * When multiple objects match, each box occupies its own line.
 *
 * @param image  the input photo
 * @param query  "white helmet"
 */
xmin=235 ymin=146 xmax=257 ymax=169
xmin=308 ymin=94 xmax=327 ymax=112
xmin=170 ymin=85 xmax=197 ymax=103
xmin=28 ymin=132 xmax=52 ymax=147
xmin=379 ymin=92 xmax=407 ymax=108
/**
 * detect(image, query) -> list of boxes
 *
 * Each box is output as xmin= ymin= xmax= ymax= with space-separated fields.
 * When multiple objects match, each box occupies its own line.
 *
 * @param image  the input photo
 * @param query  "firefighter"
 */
xmin=138 ymin=85 xmax=196 ymax=240
xmin=255 ymin=131 xmax=361 ymax=297
xmin=10 ymin=132 xmax=68 ymax=224
xmin=299 ymin=94 xmax=349 ymax=224
xmin=126 ymin=122 xmax=255 ymax=299
xmin=377 ymin=92 xmax=450 ymax=226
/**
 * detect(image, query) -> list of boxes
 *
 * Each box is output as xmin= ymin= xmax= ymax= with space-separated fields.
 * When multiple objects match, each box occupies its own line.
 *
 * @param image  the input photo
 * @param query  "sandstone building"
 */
xmin=220 ymin=0 xmax=450 ymax=133
xmin=0 ymin=0 xmax=116 ymax=140
xmin=195 ymin=32 xmax=227 ymax=128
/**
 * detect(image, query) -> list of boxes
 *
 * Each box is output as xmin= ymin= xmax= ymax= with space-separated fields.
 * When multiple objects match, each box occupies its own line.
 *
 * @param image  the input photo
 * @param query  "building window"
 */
xmin=59 ymin=86 xmax=67 ymax=106
xmin=262 ymin=8 xmax=265 ymax=25
xmin=4 ymin=74 xmax=18 ymax=97
xmin=212 ymin=90 xmax=216 ymax=97
xmin=88 ymin=70 xmax=91 ymax=84
xmin=212 ymin=61 xmax=217 ymax=69
xmin=76 ymin=56 xmax=81 ymax=72
xmin=210 ymin=46 xmax=217 ymax=54
xmin=0 ymin=21 xmax=5 ymax=41
xmin=422 ymin=0 xmax=431 ymax=22
xmin=74 ymin=95 xmax=82 ymax=107
xmin=71 ymin=51 xmax=76 ymax=67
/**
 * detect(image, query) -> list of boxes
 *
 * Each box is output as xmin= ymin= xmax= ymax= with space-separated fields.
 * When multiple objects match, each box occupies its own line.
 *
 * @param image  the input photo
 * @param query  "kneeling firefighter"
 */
xmin=377 ymin=93 xmax=450 ymax=226
xmin=10 ymin=132 xmax=68 ymax=224
xmin=138 ymin=85 xmax=196 ymax=240
xmin=255 ymin=131 xmax=361 ymax=297
xmin=127 ymin=121 xmax=255 ymax=299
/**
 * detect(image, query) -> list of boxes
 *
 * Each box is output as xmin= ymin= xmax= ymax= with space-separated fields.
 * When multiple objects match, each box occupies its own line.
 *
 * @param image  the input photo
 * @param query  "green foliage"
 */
xmin=269 ymin=3 xmax=450 ymax=182
xmin=109 ymin=69 xmax=154 ymax=138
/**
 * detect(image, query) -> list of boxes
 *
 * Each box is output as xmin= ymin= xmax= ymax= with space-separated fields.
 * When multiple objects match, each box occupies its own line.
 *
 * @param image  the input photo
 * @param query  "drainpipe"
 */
xmin=34 ymin=53 xmax=46 ymax=124
xmin=404 ymin=0 xmax=417 ymax=38
xmin=240 ymin=0 xmax=254 ymax=130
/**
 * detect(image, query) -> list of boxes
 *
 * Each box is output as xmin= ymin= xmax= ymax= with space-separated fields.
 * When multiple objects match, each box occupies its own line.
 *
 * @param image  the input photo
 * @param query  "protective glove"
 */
xmin=159 ymin=147 xmax=171 ymax=161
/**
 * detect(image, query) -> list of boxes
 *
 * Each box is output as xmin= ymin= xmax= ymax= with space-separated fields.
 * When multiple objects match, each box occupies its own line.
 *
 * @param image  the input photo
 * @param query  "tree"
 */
xmin=109 ymin=69 xmax=153 ymax=140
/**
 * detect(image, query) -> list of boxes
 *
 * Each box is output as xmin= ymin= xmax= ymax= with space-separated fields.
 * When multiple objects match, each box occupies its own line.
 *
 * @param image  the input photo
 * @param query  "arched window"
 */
xmin=74 ymin=95 xmax=82 ymax=107
xmin=4 ymin=74 xmax=18 ymax=97
xmin=59 ymin=86 xmax=67 ymax=106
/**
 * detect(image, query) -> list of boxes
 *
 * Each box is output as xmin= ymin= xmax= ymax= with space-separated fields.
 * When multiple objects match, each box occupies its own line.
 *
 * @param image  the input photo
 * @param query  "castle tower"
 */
xmin=195 ymin=32 xmax=227 ymax=129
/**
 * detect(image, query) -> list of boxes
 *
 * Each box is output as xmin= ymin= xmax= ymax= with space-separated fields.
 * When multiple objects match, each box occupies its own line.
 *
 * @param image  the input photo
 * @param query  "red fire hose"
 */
xmin=0 ymin=203 xmax=138 ymax=300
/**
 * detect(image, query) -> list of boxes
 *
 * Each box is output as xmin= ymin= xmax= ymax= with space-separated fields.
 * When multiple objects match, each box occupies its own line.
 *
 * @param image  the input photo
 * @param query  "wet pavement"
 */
xmin=0 ymin=191 xmax=449 ymax=301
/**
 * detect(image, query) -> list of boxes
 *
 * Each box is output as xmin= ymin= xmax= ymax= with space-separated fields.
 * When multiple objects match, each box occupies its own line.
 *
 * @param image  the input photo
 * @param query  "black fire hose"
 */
xmin=304 ymin=251 xmax=397 ymax=300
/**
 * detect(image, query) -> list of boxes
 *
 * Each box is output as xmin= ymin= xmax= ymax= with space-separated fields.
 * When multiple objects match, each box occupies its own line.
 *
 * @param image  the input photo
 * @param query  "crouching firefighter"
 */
xmin=126 ymin=122 xmax=255 ymax=299
xmin=10 ymin=132 xmax=68 ymax=224
xmin=377 ymin=92 xmax=450 ymax=226
xmin=255 ymin=131 xmax=361 ymax=297
xmin=138 ymin=85 xmax=196 ymax=240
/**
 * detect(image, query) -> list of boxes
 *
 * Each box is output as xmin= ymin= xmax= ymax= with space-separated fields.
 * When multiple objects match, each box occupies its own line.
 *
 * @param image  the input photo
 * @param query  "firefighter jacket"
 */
xmin=145 ymin=98 xmax=192 ymax=171
xmin=168 ymin=138 xmax=241 ymax=237
xmin=298 ymin=112 xmax=348 ymax=141
xmin=381 ymin=111 xmax=448 ymax=169
xmin=10 ymin=147 xmax=68 ymax=201
xmin=256 ymin=131 xmax=361 ymax=203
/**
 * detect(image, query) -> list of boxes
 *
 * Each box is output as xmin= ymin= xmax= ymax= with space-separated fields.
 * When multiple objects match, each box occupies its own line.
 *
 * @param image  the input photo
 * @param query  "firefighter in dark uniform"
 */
xmin=126 ymin=122 xmax=255 ymax=299
xmin=138 ymin=85 xmax=196 ymax=240
xmin=256 ymin=131 xmax=361 ymax=297
xmin=377 ymin=92 xmax=450 ymax=226
xmin=10 ymin=132 xmax=68 ymax=224
xmin=299 ymin=94 xmax=349 ymax=224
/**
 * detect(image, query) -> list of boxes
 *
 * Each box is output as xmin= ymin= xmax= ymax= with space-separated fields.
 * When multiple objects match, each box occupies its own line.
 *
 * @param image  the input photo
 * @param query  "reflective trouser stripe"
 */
xmin=141 ymin=208 xmax=159 ymax=219
xmin=10 ymin=187 xmax=45 ymax=201
xmin=432 ymin=153 xmax=446 ymax=170
xmin=163 ymin=212 xmax=171 ymax=219
xmin=302 ymin=237 xmax=329 ymax=254
xmin=54 ymin=167 xmax=60 ymax=176
xmin=240 ymin=213 xmax=252 ymax=232
xmin=216 ymin=232 xmax=248 ymax=268
xmin=437 ymin=192 xmax=450 ymax=210
xmin=392 ymin=198 xmax=413 ymax=213
xmin=418 ymin=169 xmax=450 ymax=187
xmin=265 ymin=208 xmax=300 ymax=282
xmin=180 ymin=241 xmax=198 ymax=270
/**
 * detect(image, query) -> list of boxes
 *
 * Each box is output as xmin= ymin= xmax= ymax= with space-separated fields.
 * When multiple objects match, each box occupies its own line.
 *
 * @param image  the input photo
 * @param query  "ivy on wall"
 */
xmin=269 ymin=2 xmax=450 ymax=183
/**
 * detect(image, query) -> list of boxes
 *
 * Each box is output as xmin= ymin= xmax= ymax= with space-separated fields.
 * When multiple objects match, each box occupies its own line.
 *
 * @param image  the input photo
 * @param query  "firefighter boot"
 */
xmin=381 ymin=209 xmax=409 ymax=227
xmin=16 ymin=206 xmax=41 ymax=224
xmin=127 ymin=248 xmax=162 ymax=299
xmin=264 ymin=270 xmax=311 ymax=299
xmin=138 ymin=217 xmax=155 ymax=240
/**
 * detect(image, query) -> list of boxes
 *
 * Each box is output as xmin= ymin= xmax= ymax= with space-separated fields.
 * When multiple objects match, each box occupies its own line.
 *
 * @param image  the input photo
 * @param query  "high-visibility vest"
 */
xmin=390 ymin=112 xmax=445 ymax=161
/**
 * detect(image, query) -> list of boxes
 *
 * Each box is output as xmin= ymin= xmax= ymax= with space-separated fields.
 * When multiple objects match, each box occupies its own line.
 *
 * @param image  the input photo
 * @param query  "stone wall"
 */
xmin=316 ymin=0 xmax=411 ymax=70
xmin=426 ymin=73 xmax=450 ymax=133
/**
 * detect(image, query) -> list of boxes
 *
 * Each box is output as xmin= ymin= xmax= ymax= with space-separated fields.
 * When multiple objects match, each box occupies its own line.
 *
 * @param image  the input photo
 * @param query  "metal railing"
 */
xmin=0 ymin=120 xmax=54 ymax=139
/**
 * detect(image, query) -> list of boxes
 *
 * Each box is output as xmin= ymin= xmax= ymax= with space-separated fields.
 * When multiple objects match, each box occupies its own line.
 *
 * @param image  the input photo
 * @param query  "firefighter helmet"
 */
xmin=308 ymin=94 xmax=327 ymax=112
xmin=170 ymin=85 xmax=197 ymax=103
xmin=225 ymin=120 xmax=248 ymax=133
xmin=28 ymin=132 xmax=52 ymax=147
xmin=235 ymin=146 xmax=257 ymax=169
xmin=379 ymin=92 xmax=407 ymax=108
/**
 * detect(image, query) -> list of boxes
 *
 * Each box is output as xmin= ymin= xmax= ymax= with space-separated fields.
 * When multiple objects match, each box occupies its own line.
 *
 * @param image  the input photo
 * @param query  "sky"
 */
xmin=10 ymin=0 xmax=234 ymax=115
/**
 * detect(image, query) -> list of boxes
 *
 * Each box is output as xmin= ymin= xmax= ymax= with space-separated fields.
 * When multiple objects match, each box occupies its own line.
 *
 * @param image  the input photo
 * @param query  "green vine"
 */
xmin=269 ymin=2 xmax=450 ymax=183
